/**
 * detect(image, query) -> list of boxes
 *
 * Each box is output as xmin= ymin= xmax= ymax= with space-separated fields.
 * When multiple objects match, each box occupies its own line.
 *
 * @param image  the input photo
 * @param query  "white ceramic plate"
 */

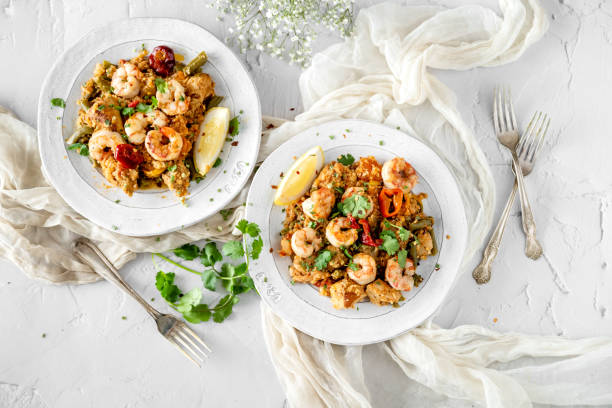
xmin=246 ymin=120 xmax=467 ymax=345
xmin=38 ymin=18 xmax=261 ymax=236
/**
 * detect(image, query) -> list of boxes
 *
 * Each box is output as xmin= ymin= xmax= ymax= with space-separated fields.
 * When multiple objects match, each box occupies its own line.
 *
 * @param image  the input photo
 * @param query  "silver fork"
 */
xmin=473 ymin=112 xmax=550 ymax=284
xmin=73 ymin=237 xmax=211 ymax=366
xmin=491 ymin=86 xmax=543 ymax=260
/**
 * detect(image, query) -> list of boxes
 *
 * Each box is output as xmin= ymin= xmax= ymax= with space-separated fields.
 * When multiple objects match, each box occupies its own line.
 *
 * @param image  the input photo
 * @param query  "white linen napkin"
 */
xmin=1 ymin=1 xmax=612 ymax=407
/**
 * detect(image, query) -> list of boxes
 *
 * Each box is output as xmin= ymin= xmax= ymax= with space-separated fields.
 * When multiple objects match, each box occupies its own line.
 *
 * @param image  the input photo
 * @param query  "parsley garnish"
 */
xmin=337 ymin=154 xmax=355 ymax=166
xmin=379 ymin=230 xmax=400 ymax=255
xmin=152 ymin=219 xmax=262 ymax=323
xmin=348 ymin=262 xmax=359 ymax=271
xmin=219 ymin=208 xmax=234 ymax=221
xmin=213 ymin=157 xmax=222 ymax=168
xmin=67 ymin=143 xmax=89 ymax=156
xmin=167 ymin=164 xmax=177 ymax=172
xmin=229 ymin=116 xmax=240 ymax=137
xmin=338 ymin=194 xmax=371 ymax=219
xmin=51 ymin=98 xmax=66 ymax=108
xmin=155 ymin=78 xmax=168 ymax=94
xmin=314 ymin=250 xmax=332 ymax=270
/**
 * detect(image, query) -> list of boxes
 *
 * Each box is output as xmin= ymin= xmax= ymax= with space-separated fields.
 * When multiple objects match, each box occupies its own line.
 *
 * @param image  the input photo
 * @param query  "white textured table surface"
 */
xmin=1 ymin=0 xmax=611 ymax=407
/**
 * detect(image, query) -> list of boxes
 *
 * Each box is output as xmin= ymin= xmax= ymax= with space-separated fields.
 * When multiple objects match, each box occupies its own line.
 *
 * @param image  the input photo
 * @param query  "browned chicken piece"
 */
xmin=99 ymin=156 xmax=138 ymax=196
xmin=185 ymin=73 xmax=216 ymax=111
xmin=84 ymin=99 xmax=124 ymax=133
xmin=415 ymin=230 xmax=434 ymax=259
xmin=162 ymin=160 xmax=190 ymax=197
xmin=354 ymin=156 xmax=382 ymax=182
xmin=290 ymin=265 xmax=311 ymax=283
xmin=366 ymin=279 xmax=402 ymax=306
xmin=310 ymin=269 xmax=331 ymax=285
xmin=329 ymin=278 xmax=367 ymax=309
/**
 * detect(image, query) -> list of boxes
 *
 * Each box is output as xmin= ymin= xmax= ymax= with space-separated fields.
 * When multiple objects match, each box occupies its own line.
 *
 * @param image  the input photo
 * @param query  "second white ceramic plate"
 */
xmin=246 ymin=120 xmax=467 ymax=345
xmin=38 ymin=18 xmax=261 ymax=236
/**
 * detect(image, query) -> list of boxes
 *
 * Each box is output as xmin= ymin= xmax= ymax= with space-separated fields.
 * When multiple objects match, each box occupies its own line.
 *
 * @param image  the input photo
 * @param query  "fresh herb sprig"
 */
xmin=152 ymin=219 xmax=262 ymax=323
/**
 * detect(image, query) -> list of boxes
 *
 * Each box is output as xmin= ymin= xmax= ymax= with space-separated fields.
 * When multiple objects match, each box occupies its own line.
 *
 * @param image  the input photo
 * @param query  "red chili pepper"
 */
xmin=114 ymin=144 xmax=144 ymax=169
xmin=379 ymin=188 xmax=404 ymax=218
xmin=127 ymin=100 xmax=139 ymax=108
xmin=359 ymin=219 xmax=382 ymax=247
xmin=347 ymin=214 xmax=360 ymax=229
xmin=148 ymin=45 xmax=175 ymax=77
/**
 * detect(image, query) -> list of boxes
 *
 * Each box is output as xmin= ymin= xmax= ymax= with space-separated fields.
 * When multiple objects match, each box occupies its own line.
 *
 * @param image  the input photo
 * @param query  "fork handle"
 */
xmin=73 ymin=238 xmax=161 ymax=319
xmin=473 ymin=180 xmax=518 ymax=284
xmin=511 ymin=154 xmax=543 ymax=260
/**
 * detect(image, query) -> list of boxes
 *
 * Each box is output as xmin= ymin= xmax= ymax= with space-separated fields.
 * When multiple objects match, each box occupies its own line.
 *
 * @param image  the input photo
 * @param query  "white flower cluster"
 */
xmin=210 ymin=0 xmax=355 ymax=67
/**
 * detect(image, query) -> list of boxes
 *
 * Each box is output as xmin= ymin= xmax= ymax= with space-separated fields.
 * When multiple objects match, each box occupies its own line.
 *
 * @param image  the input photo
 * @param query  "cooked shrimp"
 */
xmin=302 ymin=187 xmax=335 ymax=221
xmin=347 ymin=253 xmax=376 ymax=285
xmin=124 ymin=110 xmax=169 ymax=144
xmin=382 ymin=157 xmax=418 ymax=191
xmin=124 ymin=113 xmax=147 ymax=144
xmin=290 ymin=227 xmax=322 ymax=258
xmin=145 ymin=127 xmax=183 ymax=161
xmin=325 ymin=217 xmax=359 ymax=248
xmin=88 ymin=129 xmax=124 ymax=162
xmin=385 ymin=257 xmax=416 ymax=291
xmin=341 ymin=187 xmax=374 ymax=217
xmin=146 ymin=109 xmax=168 ymax=129
xmin=111 ymin=62 xmax=142 ymax=98
xmin=157 ymin=79 xmax=190 ymax=116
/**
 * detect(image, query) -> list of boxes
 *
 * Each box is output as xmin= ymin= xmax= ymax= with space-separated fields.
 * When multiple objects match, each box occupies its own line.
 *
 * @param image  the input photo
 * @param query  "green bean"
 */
xmin=409 ymin=243 xmax=418 ymax=264
xmin=183 ymin=51 xmax=208 ymax=76
xmin=206 ymin=95 xmax=224 ymax=109
xmin=429 ymin=228 xmax=438 ymax=256
xmin=408 ymin=218 xmax=433 ymax=231
xmin=174 ymin=62 xmax=186 ymax=72
xmin=94 ymin=77 xmax=111 ymax=93
xmin=66 ymin=125 xmax=93 ymax=144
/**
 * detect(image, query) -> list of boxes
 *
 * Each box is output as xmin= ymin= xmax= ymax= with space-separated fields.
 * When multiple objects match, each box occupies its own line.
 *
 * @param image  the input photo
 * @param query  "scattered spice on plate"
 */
xmin=271 ymin=185 xmax=278 ymax=189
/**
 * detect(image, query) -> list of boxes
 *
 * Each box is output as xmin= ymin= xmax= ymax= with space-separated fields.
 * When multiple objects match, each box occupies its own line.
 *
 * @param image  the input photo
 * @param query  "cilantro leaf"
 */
xmin=200 ymin=242 xmax=223 ymax=267
xmin=397 ymin=249 xmax=407 ymax=268
xmin=176 ymin=288 xmax=202 ymax=313
xmin=229 ymin=116 xmax=240 ymax=137
xmin=379 ymin=230 xmax=400 ymax=255
xmin=219 ymin=208 xmax=234 ymax=221
xmin=235 ymin=219 xmax=260 ymax=237
xmin=250 ymin=236 xmax=263 ymax=260
xmin=155 ymin=271 xmax=180 ymax=303
xmin=338 ymin=195 xmax=371 ymax=219
xmin=51 ymin=98 xmax=66 ymax=108
xmin=201 ymin=269 xmax=217 ymax=291
xmin=337 ymin=153 xmax=355 ymax=166
xmin=384 ymin=221 xmax=410 ymax=241
xmin=222 ymin=240 xmax=244 ymax=259
xmin=213 ymin=157 xmax=222 ymax=168
xmin=212 ymin=295 xmax=239 ymax=323
xmin=348 ymin=262 xmax=359 ymax=271
xmin=121 ymin=106 xmax=135 ymax=116
xmin=173 ymin=243 xmax=200 ymax=260
xmin=155 ymin=78 xmax=168 ymax=94
xmin=183 ymin=303 xmax=211 ymax=323
xmin=68 ymin=142 xmax=89 ymax=156
xmin=314 ymin=250 xmax=332 ymax=270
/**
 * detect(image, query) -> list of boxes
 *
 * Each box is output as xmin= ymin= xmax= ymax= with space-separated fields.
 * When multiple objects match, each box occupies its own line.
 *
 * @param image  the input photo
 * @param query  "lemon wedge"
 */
xmin=273 ymin=146 xmax=325 ymax=205
xmin=193 ymin=107 xmax=230 ymax=176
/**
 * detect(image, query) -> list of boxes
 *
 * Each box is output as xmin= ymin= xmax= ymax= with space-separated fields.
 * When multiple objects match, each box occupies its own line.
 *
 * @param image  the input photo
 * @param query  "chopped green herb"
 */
xmin=219 ymin=208 xmax=234 ymax=221
xmin=397 ymin=249 xmax=407 ymax=268
xmin=348 ymin=262 xmax=359 ymax=271
xmin=314 ymin=250 xmax=332 ymax=270
xmin=68 ymin=143 xmax=89 ymax=156
xmin=379 ymin=140 xmax=384 ymax=146
xmin=154 ymin=78 xmax=168 ymax=93
xmin=51 ymin=98 xmax=66 ymax=108
xmin=329 ymin=135 xmax=335 ymax=140
xmin=213 ymin=157 xmax=222 ymax=168
xmin=167 ymin=164 xmax=177 ymax=172
xmin=337 ymin=153 xmax=355 ymax=166
xmin=121 ymin=316 xmax=127 ymax=320
xmin=379 ymin=230 xmax=400 ymax=255
xmin=384 ymin=220 xmax=410 ymax=241
xmin=338 ymin=194 xmax=371 ymax=219
xmin=229 ymin=116 xmax=240 ymax=137
xmin=115 ymin=199 xmax=120 ymax=204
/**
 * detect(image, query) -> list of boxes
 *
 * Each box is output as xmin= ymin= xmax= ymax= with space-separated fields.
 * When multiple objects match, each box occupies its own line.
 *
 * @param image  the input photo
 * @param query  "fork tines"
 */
xmin=167 ymin=323 xmax=211 ymax=367
xmin=494 ymin=86 xmax=518 ymax=134
xmin=517 ymin=111 xmax=550 ymax=161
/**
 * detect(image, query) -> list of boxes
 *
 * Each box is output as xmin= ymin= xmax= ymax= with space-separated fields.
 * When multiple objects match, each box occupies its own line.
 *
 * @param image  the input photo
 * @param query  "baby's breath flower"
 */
xmin=212 ymin=0 xmax=354 ymax=67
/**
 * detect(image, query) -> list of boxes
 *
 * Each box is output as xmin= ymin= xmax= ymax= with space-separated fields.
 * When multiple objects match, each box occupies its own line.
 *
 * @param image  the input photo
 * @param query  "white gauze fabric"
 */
xmin=2 ymin=1 xmax=612 ymax=407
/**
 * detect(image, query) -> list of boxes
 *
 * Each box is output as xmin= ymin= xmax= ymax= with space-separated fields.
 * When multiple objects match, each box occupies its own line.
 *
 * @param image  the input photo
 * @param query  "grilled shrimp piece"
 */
xmin=347 ymin=253 xmax=376 ymax=285
xmin=341 ymin=187 xmax=374 ymax=217
xmin=111 ymin=62 xmax=142 ymax=98
xmin=290 ymin=227 xmax=322 ymax=258
xmin=156 ymin=79 xmax=190 ymax=116
xmin=125 ymin=110 xmax=169 ymax=144
xmin=385 ymin=257 xmax=416 ymax=291
xmin=302 ymin=187 xmax=335 ymax=221
xmin=88 ymin=129 xmax=124 ymax=162
xmin=325 ymin=217 xmax=359 ymax=248
xmin=145 ymin=127 xmax=183 ymax=161
xmin=382 ymin=157 xmax=418 ymax=191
